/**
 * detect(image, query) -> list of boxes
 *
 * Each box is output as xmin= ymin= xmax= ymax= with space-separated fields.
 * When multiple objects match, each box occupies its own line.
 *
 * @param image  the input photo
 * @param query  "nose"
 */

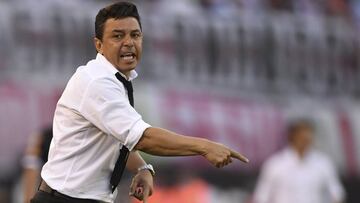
xmin=123 ymin=35 xmax=134 ymax=47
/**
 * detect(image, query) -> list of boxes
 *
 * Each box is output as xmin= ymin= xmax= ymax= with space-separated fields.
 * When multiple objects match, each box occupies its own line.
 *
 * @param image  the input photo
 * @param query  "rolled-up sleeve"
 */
xmin=79 ymin=77 xmax=150 ymax=150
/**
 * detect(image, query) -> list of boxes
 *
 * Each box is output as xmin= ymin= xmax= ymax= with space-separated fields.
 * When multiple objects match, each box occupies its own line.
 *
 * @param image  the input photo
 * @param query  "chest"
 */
xmin=274 ymin=160 xmax=326 ymax=191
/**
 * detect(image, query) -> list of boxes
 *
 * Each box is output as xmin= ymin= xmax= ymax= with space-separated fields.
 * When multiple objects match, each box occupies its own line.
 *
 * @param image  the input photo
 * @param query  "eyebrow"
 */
xmin=112 ymin=29 xmax=141 ymax=33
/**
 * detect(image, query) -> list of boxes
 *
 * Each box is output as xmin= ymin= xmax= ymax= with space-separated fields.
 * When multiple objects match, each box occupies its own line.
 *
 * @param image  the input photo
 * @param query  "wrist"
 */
xmin=137 ymin=164 xmax=155 ymax=177
xmin=196 ymin=138 xmax=209 ymax=156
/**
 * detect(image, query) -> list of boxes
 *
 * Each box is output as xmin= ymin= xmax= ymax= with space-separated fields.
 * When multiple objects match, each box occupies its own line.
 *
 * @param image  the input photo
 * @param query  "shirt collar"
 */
xmin=285 ymin=146 xmax=313 ymax=161
xmin=95 ymin=53 xmax=138 ymax=81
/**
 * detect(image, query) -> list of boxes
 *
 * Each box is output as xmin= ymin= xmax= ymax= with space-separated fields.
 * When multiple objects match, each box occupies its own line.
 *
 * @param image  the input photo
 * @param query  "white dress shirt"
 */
xmin=254 ymin=147 xmax=345 ymax=203
xmin=41 ymin=53 xmax=151 ymax=203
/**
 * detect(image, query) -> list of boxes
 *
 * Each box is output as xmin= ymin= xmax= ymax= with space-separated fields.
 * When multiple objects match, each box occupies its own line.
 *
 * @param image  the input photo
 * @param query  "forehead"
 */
xmin=294 ymin=127 xmax=313 ymax=136
xmin=103 ymin=17 xmax=141 ymax=32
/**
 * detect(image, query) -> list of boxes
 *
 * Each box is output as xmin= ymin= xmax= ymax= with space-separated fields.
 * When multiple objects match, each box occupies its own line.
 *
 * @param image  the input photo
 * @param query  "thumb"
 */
xmin=129 ymin=177 xmax=138 ymax=196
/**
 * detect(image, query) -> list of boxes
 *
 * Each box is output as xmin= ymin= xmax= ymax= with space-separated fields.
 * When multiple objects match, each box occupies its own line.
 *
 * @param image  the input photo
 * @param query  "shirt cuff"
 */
xmin=124 ymin=119 xmax=151 ymax=151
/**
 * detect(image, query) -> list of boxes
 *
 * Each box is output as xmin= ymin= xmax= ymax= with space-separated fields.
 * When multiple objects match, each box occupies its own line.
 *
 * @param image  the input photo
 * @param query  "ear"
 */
xmin=94 ymin=37 xmax=103 ymax=54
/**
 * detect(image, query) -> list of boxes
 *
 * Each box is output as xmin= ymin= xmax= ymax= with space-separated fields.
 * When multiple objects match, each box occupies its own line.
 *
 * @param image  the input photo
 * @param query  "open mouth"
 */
xmin=120 ymin=52 xmax=136 ymax=61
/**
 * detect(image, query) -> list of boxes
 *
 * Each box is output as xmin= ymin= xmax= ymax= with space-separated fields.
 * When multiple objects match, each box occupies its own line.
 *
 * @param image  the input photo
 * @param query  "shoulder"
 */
xmin=80 ymin=74 xmax=126 ymax=103
xmin=261 ymin=149 xmax=288 ymax=171
xmin=310 ymin=150 xmax=329 ymax=162
xmin=71 ymin=60 xmax=121 ymax=91
xmin=309 ymin=150 xmax=335 ymax=168
xmin=75 ymin=59 xmax=111 ymax=82
xmin=61 ymin=65 xmax=123 ymax=104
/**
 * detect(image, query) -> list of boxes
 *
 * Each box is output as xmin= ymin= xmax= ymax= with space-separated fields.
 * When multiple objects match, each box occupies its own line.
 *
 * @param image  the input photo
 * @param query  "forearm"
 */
xmin=126 ymin=150 xmax=147 ymax=173
xmin=23 ymin=168 xmax=40 ymax=203
xmin=134 ymin=127 xmax=208 ymax=156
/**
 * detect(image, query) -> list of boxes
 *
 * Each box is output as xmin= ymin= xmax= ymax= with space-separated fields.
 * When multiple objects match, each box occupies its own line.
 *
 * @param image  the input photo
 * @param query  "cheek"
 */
xmin=105 ymin=41 xmax=118 ymax=50
xmin=136 ymin=44 xmax=143 ymax=57
xmin=106 ymin=45 xmax=120 ymax=57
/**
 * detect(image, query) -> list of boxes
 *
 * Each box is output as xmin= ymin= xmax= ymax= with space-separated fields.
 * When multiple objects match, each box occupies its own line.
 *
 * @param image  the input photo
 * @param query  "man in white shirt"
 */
xmin=30 ymin=2 xmax=249 ymax=203
xmin=254 ymin=120 xmax=345 ymax=203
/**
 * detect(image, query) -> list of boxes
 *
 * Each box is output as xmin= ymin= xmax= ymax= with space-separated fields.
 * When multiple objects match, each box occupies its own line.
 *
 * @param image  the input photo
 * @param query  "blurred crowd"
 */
xmin=137 ymin=0 xmax=360 ymax=24
xmin=3 ymin=0 xmax=360 ymax=19
xmin=1 ymin=0 xmax=360 ymax=97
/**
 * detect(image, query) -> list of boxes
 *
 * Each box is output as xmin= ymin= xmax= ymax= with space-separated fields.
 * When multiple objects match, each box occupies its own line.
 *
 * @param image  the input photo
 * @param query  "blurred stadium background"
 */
xmin=1 ymin=0 xmax=360 ymax=202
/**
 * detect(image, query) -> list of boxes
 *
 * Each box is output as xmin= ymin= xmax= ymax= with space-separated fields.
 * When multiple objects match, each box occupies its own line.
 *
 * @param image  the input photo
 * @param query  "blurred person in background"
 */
xmin=326 ymin=0 xmax=350 ymax=17
xmin=267 ymin=0 xmax=294 ymax=12
xmin=349 ymin=0 xmax=360 ymax=30
xmin=22 ymin=126 xmax=52 ymax=203
xmin=30 ymin=2 xmax=249 ymax=203
xmin=233 ymin=0 xmax=266 ymax=11
xmin=253 ymin=120 xmax=345 ymax=203
xmin=198 ymin=0 xmax=238 ymax=17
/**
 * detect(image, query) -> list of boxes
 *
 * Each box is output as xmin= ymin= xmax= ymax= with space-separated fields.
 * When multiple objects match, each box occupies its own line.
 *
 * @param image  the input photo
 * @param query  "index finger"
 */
xmin=230 ymin=149 xmax=249 ymax=163
xmin=142 ymin=185 xmax=150 ymax=203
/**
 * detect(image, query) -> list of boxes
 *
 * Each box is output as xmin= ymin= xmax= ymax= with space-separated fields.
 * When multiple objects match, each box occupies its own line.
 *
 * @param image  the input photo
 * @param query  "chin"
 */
xmin=127 ymin=66 xmax=136 ymax=71
xmin=117 ymin=64 xmax=137 ymax=71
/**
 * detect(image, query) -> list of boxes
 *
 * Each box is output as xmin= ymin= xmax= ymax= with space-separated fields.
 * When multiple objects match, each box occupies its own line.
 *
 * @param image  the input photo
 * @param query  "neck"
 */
xmin=291 ymin=145 xmax=308 ymax=160
xmin=297 ymin=149 xmax=306 ymax=159
xmin=119 ymin=71 xmax=130 ymax=80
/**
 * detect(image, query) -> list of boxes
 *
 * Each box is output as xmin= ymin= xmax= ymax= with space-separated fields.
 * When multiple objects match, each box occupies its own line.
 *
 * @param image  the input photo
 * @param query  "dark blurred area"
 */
xmin=1 ymin=0 xmax=360 ymax=202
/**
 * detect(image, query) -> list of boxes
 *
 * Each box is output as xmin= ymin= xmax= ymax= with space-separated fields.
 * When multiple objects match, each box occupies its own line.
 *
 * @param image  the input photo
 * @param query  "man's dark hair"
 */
xmin=95 ymin=2 xmax=141 ymax=40
xmin=287 ymin=119 xmax=314 ymax=141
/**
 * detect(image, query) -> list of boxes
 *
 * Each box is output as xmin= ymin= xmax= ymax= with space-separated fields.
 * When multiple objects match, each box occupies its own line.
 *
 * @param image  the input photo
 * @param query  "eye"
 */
xmin=114 ymin=33 xmax=124 ymax=39
xmin=132 ymin=32 xmax=142 ymax=39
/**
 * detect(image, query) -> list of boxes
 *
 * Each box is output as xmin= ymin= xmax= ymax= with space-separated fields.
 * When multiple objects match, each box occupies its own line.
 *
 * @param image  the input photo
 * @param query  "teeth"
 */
xmin=122 ymin=55 xmax=134 ymax=60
